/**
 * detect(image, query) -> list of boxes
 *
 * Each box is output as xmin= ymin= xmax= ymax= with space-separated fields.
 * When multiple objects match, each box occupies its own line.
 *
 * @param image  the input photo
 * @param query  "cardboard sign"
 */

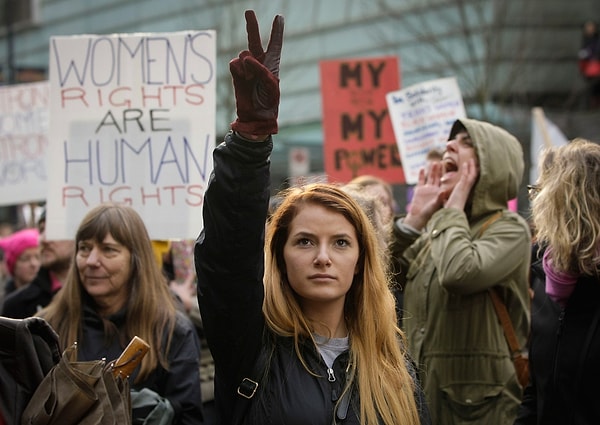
xmin=46 ymin=31 xmax=216 ymax=239
xmin=320 ymin=56 xmax=404 ymax=184
xmin=0 ymin=81 xmax=49 ymax=205
xmin=386 ymin=77 xmax=466 ymax=185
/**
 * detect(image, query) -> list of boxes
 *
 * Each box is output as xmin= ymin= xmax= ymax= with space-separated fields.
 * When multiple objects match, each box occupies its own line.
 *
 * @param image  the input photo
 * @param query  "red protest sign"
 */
xmin=320 ymin=56 xmax=404 ymax=184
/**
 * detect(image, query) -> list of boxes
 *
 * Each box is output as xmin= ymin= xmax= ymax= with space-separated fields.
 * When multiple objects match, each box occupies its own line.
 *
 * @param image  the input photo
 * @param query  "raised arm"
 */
xmin=194 ymin=10 xmax=284 ymax=423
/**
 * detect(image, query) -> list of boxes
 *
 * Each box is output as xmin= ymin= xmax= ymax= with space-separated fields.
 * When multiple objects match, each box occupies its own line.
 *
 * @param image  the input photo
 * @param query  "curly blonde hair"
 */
xmin=531 ymin=138 xmax=600 ymax=275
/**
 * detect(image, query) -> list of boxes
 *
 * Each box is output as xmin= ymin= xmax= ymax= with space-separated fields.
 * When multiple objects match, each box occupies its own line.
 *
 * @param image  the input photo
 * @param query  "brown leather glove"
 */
xmin=230 ymin=10 xmax=284 ymax=135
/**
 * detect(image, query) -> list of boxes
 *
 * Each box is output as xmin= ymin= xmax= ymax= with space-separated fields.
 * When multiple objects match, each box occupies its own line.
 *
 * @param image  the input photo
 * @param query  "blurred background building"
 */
xmin=0 ymin=0 xmax=598 ymax=217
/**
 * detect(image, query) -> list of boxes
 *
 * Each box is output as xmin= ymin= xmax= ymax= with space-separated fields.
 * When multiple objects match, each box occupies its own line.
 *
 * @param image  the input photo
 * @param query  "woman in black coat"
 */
xmin=195 ymin=10 xmax=430 ymax=425
xmin=515 ymin=139 xmax=600 ymax=425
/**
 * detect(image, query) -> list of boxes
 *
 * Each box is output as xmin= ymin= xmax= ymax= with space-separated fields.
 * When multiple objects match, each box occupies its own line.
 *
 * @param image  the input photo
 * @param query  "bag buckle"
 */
xmin=237 ymin=377 xmax=259 ymax=399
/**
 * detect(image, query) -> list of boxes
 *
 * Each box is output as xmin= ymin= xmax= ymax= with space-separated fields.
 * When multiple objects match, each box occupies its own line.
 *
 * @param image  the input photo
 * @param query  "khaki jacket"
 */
xmin=392 ymin=118 xmax=531 ymax=425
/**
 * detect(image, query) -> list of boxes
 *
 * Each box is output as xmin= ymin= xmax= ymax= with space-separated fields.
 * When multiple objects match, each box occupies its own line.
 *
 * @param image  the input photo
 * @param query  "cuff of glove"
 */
xmin=233 ymin=131 xmax=271 ymax=143
xmin=231 ymin=118 xmax=278 ymax=135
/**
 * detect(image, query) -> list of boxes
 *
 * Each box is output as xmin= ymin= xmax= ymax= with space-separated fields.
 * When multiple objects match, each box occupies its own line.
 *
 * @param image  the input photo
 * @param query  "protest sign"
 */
xmin=289 ymin=147 xmax=310 ymax=178
xmin=320 ymin=56 xmax=404 ymax=184
xmin=530 ymin=107 xmax=568 ymax=183
xmin=0 ymin=81 xmax=49 ymax=205
xmin=46 ymin=31 xmax=216 ymax=239
xmin=386 ymin=77 xmax=466 ymax=185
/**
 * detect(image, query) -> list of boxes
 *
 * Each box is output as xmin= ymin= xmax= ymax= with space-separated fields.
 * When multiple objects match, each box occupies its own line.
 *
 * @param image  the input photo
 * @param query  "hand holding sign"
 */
xmin=230 ymin=10 xmax=284 ymax=137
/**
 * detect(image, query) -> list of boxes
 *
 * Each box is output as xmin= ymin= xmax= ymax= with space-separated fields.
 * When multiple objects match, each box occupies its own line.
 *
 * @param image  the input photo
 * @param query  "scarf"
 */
xmin=543 ymin=248 xmax=578 ymax=307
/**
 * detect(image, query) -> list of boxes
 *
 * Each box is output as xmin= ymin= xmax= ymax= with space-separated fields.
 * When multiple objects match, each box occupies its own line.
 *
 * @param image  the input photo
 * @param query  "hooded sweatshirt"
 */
xmin=392 ymin=118 xmax=531 ymax=425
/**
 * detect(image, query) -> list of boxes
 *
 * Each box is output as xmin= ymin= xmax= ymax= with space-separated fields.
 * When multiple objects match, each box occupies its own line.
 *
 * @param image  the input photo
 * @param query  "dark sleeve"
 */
xmin=131 ymin=312 xmax=204 ymax=425
xmin=513 ymin=381 xmax=537 ymax=425
xmin=1 ymin=283 xmax=43 ymax=319
xmin=161 ymin=313 xmax=204 ymax=425
xmin=1 ymin=291 xmax=22 ymax=318
xmin=2 ymin=270 xmax=54 ymax=319
xmin=194 ymin=132 xmax=272 ymax=420
xmin=514 ymin=264 xmax=542 ymax=425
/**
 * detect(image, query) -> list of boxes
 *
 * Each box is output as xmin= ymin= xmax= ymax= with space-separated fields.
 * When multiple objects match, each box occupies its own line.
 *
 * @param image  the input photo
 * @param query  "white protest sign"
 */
xmin=289 ymin=147 xmax=310 ymax=177
xmin=386 ymin=77 xmax=466 ymax=185
xmin=0 ymin=81 xmax=49 ymax=205
xmin=46 ymin=31 xmax=216 ymax=240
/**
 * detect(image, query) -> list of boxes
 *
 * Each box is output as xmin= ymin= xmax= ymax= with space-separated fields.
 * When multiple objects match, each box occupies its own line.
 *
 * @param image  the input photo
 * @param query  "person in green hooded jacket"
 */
xmin=391 ymin=118 xmax=531 ymax=424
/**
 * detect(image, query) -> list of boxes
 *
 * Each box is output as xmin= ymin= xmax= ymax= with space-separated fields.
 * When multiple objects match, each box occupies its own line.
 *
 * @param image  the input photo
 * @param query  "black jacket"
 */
xmin=195 ymin=132 xmax=430 ymax=425
xmin=0 ymin=316 xmax=60 ymax=425
xmin=514 ymin=252 xmax=600 ymax=424
xmin=78 ymin=297 xmax=204 ymax=425
xmin=1 ymin=268 xmax=56 ymax=319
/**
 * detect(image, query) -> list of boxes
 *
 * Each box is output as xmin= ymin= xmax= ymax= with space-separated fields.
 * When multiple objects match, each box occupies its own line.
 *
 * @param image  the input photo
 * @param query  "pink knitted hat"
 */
xmin=0 ymin=228 xmax=40 ymax=276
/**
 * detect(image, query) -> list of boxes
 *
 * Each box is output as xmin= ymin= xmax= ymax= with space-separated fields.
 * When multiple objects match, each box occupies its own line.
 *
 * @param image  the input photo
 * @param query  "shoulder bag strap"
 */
xmin=488 ymin=287 xmax=522 ymax=356
xmin=477 ymin=210 xmax=522 ymax=355
xmin=476 ymin=210 xmax=522 ymax=355
xmin=476 ymin=210 xmax=503 ymax=238
xmin=231 ymin=337 xmax=273 ymax=425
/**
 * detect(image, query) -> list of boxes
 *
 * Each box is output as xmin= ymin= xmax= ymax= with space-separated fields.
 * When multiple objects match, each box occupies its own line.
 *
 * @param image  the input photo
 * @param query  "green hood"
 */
xmin=448 ymin=118 xmax=524 ymax=219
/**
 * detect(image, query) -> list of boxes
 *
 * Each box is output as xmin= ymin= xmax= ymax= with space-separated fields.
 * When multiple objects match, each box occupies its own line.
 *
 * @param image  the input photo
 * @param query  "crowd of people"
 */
xmin=1 ymin=9 xmax=599 ymax=425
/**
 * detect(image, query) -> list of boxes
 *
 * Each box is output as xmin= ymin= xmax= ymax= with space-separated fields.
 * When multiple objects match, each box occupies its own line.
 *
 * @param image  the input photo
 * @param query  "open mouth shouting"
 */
xmin=441 ymin=157 xmax=458 ymax=183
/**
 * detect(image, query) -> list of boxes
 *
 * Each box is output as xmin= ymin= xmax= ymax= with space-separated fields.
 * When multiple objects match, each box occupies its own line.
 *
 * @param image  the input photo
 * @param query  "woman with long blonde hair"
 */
xmin=195 ymin=10 xmax=429 ymax=425
xmin=265 ymin=184 xmax=426 ymax=424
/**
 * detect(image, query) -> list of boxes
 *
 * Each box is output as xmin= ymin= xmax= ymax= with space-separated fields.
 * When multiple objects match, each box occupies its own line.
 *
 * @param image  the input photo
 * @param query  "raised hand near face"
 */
xmin=405 ymin=157 xmax=479 ymax=231
xmin=444 ymin=157 xmax=478 ymax=211
xmin=230 ymin=10 xmax=284 ymax=139
xmin=404 ymin=161 xmax=449 ymax=231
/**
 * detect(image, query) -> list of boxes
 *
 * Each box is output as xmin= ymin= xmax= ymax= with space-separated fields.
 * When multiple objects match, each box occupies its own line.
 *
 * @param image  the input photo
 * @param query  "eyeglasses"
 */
xmin=527 ymin=184 xmax=540 ymax=199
